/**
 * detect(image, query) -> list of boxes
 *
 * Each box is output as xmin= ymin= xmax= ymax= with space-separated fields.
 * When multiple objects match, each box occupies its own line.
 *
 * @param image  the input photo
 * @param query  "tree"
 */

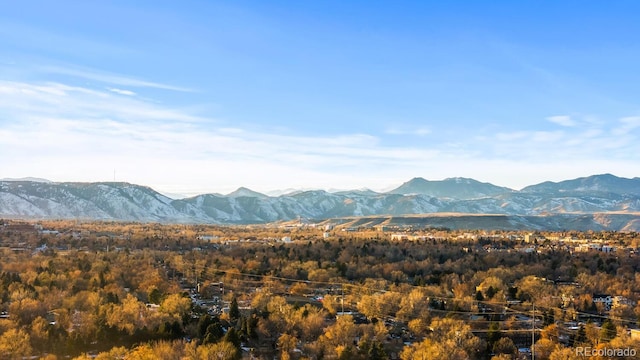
xmin=369 ymin=341 xmax=387 ymax=359
xmin=479 ymin=276 xmax=505 ymax=300
xmin=584 ymin=321 xmax=600 ymax=346
xmin=289 ymin=282 xmax=309 ymax=296
xmin=573 ymin=324 xmax=587 ymax=345
xmin=321 ymin=294 xmax=339 ymax=316
xmin=492 ymin=337 xmax=517 ymax=358
xmin=516 ymin=276 xmax=552 ymax=304
xmin=318 ymin=315 xmax=357 ymax=355
xmin=148 ymin=287 xmax=163 ymax=305
xmin=357 ymin=294 xmax=381 ymax=320
xmin=396 ymin=288 xmax=430 ymax=322
xmin=543 ymin=308 xmax=555 ymax=326
xmin=298 ymin=305 xmax=325 ymax=341
xmin=103 ymin=293 xmax=148 ymax=334
xmin=8 ymin=297 xmax=46 ymax=325
xmin=599 ymin=319 xmax=617 ymax=342
xmin=428 ymin=317 xmax=485 ymax=358
xmin=408 ymin=318 xmax=429 ymax=337
xmin=203 ymin=322 xmax=224 ymax=344
xmin=125 ymin=344 xmax=156 ymax=360
xmin=534 ymin=338 xmax=556 ymax=360
xmin=29 ymin=316 xmax=51 ymax=351
xmin=197 ymin=341 xmax=239 ymax=360
xmin=486 ymin=286 xmax=497 ymax=299
xmin=336 ymin=344 xmax=355 ymax=360
xmin=491 ymin=355 xmax=513 ymax=360
xmin=401 ymin=317 xmax=484 ymax=360
xmin=400 ymin=338 xmax=465 ymax=360
xmin=541 ymin=324 xmax=559 ymax=342
xmin=94 ymin=346 xmax=127 ymax=360
xmin=148 ymin=340 xmax=186 ymax=360
xmin=360 ymin=339 xmax=386 ymax=360
xmin=159 ymin=293 xmax=191 ymax=323
xmin=278 ymin=333 xmax=298 ymax=360
xmin=0 ymin=328 xmax=32 ymax=359
xmin=229 ymin=297 xmax=240 ymax=322
xmin=198 ymin=314 xmax=216 ymax=337
xmin=486 ymin=322 xmax=501 ymax=350
xmin=240 ymin=314 xmax=258 ymax=341
xmin=223 ymin=327 xmax=242 ymax=353
xmin=548 ymin=347 xmax=582 ymax=360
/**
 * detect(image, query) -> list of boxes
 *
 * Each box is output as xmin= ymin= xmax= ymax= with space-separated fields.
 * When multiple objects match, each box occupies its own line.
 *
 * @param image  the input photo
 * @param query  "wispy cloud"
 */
xmin=108 ymin=87 xmax=136 ymax=96
xmin=495 ymin=131 xmax=528 ymax=141
xmin=0 ymin=80 xmax=444 ymax=192
xmin=547 ymin=115 xmax=576 ymax=127
xmin=1 ymin=78 xmax=639 ymax=193
xmin=0 ymin=81 xmax=203 ymax=123
xmin=532 ymin=130 xmax=564 ymax=142
xmin=612 ymin=116 xmax=640 ymax=136
xmin=37 ymin=65 xmax=193 ymax=92
xmin=479 ymin=114 xmax=639 ymax=164
xmin=385 ymin=126 xmax=431 ymax=136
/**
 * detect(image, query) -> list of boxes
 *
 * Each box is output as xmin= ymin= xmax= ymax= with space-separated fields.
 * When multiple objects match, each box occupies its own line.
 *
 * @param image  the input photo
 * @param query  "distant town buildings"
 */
xmin=197 ymin=235 xmax=220 ymax=242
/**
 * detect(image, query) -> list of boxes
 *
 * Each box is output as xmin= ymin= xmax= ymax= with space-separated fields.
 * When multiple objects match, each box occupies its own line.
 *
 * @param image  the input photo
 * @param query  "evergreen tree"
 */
xmin=148 ymin=288 xmax=162 ymax=305
xmin=198 ymin=314 xmax=214 ymax=337
xmin=366 ymin=341 xmax=387 ymax=360
xmin=203 ymin=323 xmax=224 ymax=344
xmin=543 ymin=308 xmax=555 ymax=326
xmin=223 ymin=327 xmax=242 ymax=359
xmin=574 ymin=324 xmax=586 ymax=345
xmin=600 ymin=319 xmax=617 ymax=342
xmin=338 ymin=345 xmax=355 ymax=360
xmin=486 ymin=322 xmax=501 ymax=350
xmin=486 ymin=286 xmax=496 ymax=299
xmin=230 ymin=297 xmax=240 ymax=321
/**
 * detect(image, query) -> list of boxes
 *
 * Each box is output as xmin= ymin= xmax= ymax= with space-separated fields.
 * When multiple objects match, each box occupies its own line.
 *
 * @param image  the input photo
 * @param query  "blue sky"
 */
xmin=1 ymin=1 xmax=639 ymax=196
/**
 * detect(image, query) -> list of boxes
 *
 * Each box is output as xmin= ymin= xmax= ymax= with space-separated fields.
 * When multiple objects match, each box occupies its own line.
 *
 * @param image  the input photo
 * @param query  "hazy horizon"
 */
xmin=1 ymin=172 xmax=636 ymax=199
xmin=2 ymin=2 xmax=640 ymax=196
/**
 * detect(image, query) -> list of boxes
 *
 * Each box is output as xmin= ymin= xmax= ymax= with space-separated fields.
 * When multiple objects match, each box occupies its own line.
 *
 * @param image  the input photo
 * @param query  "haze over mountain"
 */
xmin=4 ymin=1 xmax=640 ymax=220
xmin=1 ymin=177 xmax=52 ymax=183
xmin=388 ymin=177 xmax=514 ymax=199
xmin=521 ymin=173 xmax=640 ymax=196
xmin=226 ymin=187 xmax=268 ymax=199
xmin=1 ymin=174 xmax=639 ymax=230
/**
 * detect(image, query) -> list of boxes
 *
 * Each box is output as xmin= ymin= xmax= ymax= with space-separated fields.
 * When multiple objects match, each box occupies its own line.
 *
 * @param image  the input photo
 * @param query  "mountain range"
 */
xmin=1 ymin=174 xmax=640 ymax=230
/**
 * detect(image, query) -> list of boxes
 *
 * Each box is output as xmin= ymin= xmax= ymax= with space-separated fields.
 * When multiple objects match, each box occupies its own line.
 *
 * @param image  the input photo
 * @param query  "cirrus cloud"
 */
xmin=547 ymin=115 xmax=576 ymax=127
xmin=1 ymin=77 xmax=639 ymax=194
